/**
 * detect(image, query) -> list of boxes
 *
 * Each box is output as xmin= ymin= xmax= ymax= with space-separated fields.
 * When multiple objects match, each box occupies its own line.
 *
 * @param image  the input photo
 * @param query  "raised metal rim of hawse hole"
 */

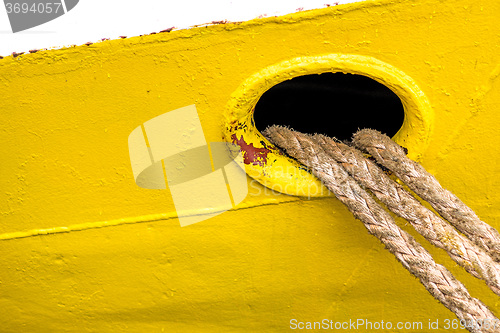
xmin=223 ymin=54 xmax=434 ymax=197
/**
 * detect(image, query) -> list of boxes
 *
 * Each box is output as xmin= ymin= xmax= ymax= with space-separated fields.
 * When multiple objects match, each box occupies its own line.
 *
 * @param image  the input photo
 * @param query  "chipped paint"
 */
xmin=231 ymin=134 xmax=271 ymax=166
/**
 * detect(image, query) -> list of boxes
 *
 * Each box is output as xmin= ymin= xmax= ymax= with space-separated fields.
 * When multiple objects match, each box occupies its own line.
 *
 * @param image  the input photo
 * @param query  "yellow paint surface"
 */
xmin=1 ymin=0 xmax=499 ymax=331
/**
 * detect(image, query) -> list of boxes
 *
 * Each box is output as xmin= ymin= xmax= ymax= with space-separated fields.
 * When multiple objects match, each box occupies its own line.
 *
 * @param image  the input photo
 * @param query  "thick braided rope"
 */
xmin=263 ymin=126 xmax=498 ymax=332
xmin=353 ymin=129 xmax=500 ymax=263
xmin=312 ymin=133 xmax=500 ymax=297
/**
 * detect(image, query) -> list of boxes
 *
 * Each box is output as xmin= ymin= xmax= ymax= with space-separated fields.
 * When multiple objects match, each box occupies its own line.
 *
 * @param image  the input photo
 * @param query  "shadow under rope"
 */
xmin=254 ymin=72 xmax=405 ymax=141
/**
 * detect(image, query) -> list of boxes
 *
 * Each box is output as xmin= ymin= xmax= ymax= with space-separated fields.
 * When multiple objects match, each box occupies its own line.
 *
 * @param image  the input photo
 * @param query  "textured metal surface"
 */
xmin=1 ymin=0 xmax=499 ymax=331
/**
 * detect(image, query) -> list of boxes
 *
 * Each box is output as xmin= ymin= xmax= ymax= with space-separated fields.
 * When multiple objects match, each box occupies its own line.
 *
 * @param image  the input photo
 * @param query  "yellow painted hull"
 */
xmin=1 ymin=0 xmax=499 ymax=331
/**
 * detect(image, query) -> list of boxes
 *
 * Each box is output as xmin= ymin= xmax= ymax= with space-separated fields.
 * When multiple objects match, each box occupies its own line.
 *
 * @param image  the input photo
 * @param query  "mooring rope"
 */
xmin=263 ymin=125 xmax=499 ymax=333
xmin=316 ymin=132 xmax=500 ymax=297
xmin=352 ymin=129 xmax=500 ymax=264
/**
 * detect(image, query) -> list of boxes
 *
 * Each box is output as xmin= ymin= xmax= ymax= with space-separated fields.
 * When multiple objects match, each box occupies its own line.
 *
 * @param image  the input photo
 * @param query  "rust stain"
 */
xmin=231 ymin=134 xmax=270 ymax=166
xmin=211 ymin=20 xmax=228 ymax=25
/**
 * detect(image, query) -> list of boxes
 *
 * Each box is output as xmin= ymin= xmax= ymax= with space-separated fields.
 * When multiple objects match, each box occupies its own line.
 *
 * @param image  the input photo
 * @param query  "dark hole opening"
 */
xmin=254 ymin=72 xmax=405 ymax=141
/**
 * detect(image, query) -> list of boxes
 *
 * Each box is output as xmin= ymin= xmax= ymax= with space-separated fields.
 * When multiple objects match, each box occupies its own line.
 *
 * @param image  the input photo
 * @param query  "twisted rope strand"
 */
xmin=263 ymin=126 xmax=498 ymax=332
xmin=313 ymin=133 xmax=500 ymax=297
xmin=353 ymin=129 xmax=500 ymax=263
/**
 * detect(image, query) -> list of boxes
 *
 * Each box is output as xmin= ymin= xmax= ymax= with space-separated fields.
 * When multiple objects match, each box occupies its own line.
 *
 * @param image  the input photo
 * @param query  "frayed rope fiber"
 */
xmin=263 ymin=126 xmax=500 ymax=333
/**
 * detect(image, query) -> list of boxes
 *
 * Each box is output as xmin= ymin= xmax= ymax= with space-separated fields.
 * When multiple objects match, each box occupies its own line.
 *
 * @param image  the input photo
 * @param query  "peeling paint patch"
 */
xmin=231 ymin=134 xmax=270 ymax=166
